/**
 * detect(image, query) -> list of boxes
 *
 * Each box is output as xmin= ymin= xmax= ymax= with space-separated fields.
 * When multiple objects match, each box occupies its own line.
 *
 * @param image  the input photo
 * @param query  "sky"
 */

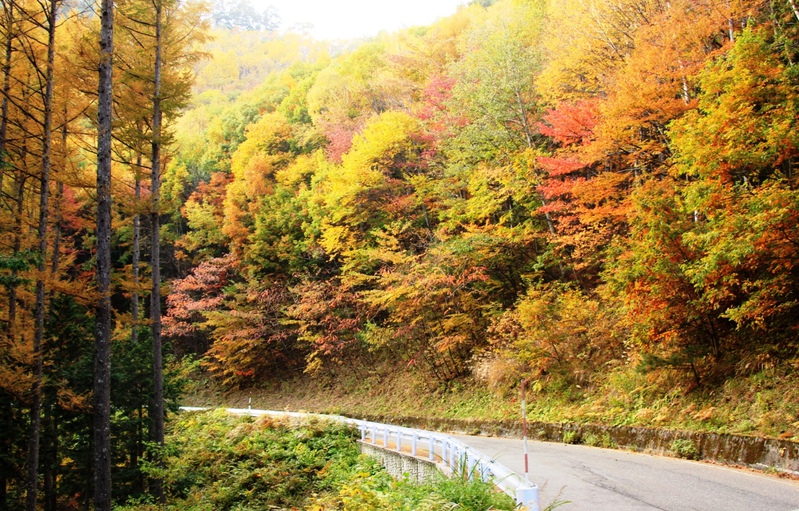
xmin=257 ymin=0 xmax=469 ymax=40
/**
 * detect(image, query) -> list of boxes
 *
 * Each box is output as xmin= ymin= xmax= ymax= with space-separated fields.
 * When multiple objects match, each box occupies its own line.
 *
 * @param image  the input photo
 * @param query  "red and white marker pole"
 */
xmin=521 ymin=378 xmax=530 ymax=484
xmin=516 ymin=378 xmax=539 ymax=511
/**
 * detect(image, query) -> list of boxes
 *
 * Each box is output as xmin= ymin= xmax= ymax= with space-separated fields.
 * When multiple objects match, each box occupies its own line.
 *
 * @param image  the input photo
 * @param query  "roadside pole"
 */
xmin=517 ymin=378 xmax=540 ymax=511
xmin=522 ymin=379 xmax=530 ymax=483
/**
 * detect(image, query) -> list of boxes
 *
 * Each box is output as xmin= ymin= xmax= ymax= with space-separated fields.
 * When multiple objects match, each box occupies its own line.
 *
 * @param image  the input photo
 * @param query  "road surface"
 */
xmin=452 ymin=434 xmax=799 ymax=511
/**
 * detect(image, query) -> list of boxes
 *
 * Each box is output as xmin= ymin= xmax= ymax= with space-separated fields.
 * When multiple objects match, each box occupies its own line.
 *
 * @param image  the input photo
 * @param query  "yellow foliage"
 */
xmin=224 ymin=113 xmax=295 ymax=250
xmin=341 ymin=111 xmax=419 ymax=176
xmin=230 ymin=112 xmax=293 ymax=179
xmin=310 ymin=111 xmax=420 ymax=256
xmin=492 ymin=284 xmax=625 ymax=382
xmin=275 ymin=150 xmax=325 ymax=188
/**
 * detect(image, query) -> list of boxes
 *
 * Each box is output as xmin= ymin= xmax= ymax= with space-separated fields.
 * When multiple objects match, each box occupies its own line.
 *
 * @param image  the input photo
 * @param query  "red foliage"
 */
xmin=163 ymin=255 xmax=234 ymax=342
xmin=537 ymin=99 xmax=631 ymax=278
xmin=538 ymin=99 xmax=599 ymax=147
xmin=286 ymin=279 xmax=364 ymax=364
xmin=319 ymin=118 xmax=363 ymax=163
xmin=415 ymin=74 xmax=468 ymax=145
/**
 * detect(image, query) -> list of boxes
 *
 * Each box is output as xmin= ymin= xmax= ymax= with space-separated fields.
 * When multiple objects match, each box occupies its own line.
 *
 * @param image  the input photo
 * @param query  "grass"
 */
xmin=116 ymin=410 xmax=516 ymax=511
xmin=182 ymin=358 xmax=799 ymax=441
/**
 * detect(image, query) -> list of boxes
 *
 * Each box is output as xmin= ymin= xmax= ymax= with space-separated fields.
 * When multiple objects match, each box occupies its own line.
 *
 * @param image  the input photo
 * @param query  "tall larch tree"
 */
xmin=0 ymin=4 xmax=18 ymax=505
xmin=149 ymin=0 xmax=165 ymax=501
xmin=25 ymin=0 xmax=60 ymax=508
xmin=0 ymin=1 xmax=14 ymax=189
xmin=94 ymin=0 xmax=114 ymax=508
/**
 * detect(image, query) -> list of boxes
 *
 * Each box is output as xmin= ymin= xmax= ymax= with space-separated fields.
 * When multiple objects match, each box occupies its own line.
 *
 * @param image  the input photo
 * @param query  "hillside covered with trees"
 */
xmin=1 ymin=0 xmax=799 ymax=507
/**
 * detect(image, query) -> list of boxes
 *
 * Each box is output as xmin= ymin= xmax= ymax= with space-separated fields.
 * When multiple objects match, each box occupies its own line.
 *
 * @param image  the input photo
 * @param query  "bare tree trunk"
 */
xmin=132 ymin=152 xmax=141 ymax=345
xmin=42 ymin=403 xmax=57 ymax=511
xmin=25 ymin=1 xmax=58 ymax=507
xmin=150 ymin=0 xmax=165 ymax=503
xmin=43 ymin=125 xmax=64 ymax=511
xmin=130 ymin=152 xmax=142 ymax=495
xmin=3 ymin=2 xmax=20 ymax=343
xmin=8 ymin=164 xmax=25 ymax=340
xmin=0 ymin=1 xmax=14 ymax=193
xmin=94 ymin=0 xmax=114 ymax=508
xmin=0 ymin=396 xmax=9 ymax=510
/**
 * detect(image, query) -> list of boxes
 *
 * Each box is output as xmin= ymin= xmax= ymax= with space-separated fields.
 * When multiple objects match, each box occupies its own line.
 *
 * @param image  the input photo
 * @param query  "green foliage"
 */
xmin=124 ymin=410 xmax=365 ymax=510
xmin=670 ymin=27 xmax=799 ymax=185
xmin=447 ymin=0 xmax=545 ymax=161
xmin=0 ymin=253 xmax=33 ymax=291
xmin=670 ymin=439 xmax=699 ymax=460
xmin=582 ymin=432 xmax=616 ymax=449
xmin=562 ymin=430 xmax=580 ymax=445
xmin=118 ymin=411 xmax=515 ymax=511
xmin=308 ymin=458 xmax=516 ymax=511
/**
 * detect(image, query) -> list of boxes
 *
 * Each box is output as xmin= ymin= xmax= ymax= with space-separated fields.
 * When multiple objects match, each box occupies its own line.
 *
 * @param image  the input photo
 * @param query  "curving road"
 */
xmin=451 ymin=434 xmax=799 ymax=511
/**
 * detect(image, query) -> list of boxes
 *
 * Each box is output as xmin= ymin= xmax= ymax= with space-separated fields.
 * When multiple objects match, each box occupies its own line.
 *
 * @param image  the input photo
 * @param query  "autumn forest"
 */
xmin=1 ymin=0 xmax=798 ymax=508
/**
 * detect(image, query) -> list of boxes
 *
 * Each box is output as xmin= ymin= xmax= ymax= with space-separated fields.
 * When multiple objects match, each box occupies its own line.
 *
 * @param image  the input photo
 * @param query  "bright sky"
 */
xmin=258 ymin=0 xmax=468 ymax=40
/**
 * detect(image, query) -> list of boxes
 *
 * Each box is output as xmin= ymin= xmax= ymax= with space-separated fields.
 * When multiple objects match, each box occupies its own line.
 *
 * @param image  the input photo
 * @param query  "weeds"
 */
xmin=117 ymin=410 xmax=515 ymax=511
xmin=184 ymin=357 xmax=799 ymax=441
xmin=582 ymin=432 xmax=616 ymax=449
xmin=671 ymin=439 xmax=699 ymax=460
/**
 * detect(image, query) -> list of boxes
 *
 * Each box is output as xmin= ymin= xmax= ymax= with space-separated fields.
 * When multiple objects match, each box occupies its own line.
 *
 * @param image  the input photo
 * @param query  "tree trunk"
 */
xmin=0 ymin=393 xmax=12 ymax=511
xmin=26 ymin=2 xmax=58 ymax=508
xmin=150 ymin=0 xmax=165 ymax=502
xmin=132 ymin=152 xmax=141 ymax=345
xmin=42 ymin=110 xmax=66 ymax=511
xmin=94 ymin=0 xmax=114 ymax=508
xmin=0 ymin=1 xmax=14 ymax=193
xmin=7 ymin=163 xmax=25 ymax=340
xmin=42 ymin=400 xmax=57 ymax=511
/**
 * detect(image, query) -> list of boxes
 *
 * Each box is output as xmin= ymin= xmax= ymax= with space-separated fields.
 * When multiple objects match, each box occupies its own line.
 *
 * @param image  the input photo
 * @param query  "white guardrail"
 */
xmin=181 ymin=407 xmax=539 ymax=510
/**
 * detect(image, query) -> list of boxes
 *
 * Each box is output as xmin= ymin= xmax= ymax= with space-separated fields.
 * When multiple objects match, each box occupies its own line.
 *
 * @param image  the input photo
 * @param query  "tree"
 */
xmin=145 ymin=0 xmax=168 ymax=500
xmin=306 ymin=40 xmax=412 ymax=162
xmin=26 ymin=1 xmax=59 ymax=508
xmin=0 ymin=0 xmax=15 ymax=190
xmin=112 ymin=0 xmax=208 ymax=500
xmin=211 ymin=0 xmax=280 ymax=31
xmin=94 ymin=0 xmax=114 ymax=508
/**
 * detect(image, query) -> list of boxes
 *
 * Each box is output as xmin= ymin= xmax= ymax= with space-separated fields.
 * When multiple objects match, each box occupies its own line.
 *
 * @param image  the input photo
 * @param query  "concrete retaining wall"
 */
xmin=360 ymin=442 xmax=443 ymax=483
xmin=354 ymin=414 xmax=799 ymax=475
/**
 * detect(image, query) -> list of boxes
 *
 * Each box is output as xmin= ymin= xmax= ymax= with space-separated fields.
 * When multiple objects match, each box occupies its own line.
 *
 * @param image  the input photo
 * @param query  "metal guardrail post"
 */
xmin=397 ymin=429 xmax=402 ymax=451
xmin=412 ymin=433 xmax=418 ymax=456
xmin=467 ymin=454 xmax=476 ymax=480
xmin=516 ymin=485 xmax=540 ymax=511
xmin=429 ymin=436 xmax=435 ymax=461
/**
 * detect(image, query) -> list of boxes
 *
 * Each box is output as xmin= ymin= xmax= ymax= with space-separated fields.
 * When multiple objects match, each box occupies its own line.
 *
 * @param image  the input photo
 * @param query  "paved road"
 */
xmin=451 ymin=434 xmax=799 ymax=511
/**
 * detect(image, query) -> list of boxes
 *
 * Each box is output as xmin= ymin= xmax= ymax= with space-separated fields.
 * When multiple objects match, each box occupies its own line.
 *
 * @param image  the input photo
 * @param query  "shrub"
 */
xmin=582 ymin=431 xmax=616 ymax=448
xmin=671 ymin=438 xmax=699 ymax=460
xmin=562 ymin=430 xmax=581 ymax=444
xmin=118 ymin=410 xmax=516 ymax=511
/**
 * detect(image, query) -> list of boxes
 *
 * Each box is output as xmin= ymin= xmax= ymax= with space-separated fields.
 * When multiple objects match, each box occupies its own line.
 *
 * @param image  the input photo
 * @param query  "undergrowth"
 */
xmin=183 ymin=358 xmax=799 ymax=440
xmin=115 ymin=410 xmax=515 ymax=511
